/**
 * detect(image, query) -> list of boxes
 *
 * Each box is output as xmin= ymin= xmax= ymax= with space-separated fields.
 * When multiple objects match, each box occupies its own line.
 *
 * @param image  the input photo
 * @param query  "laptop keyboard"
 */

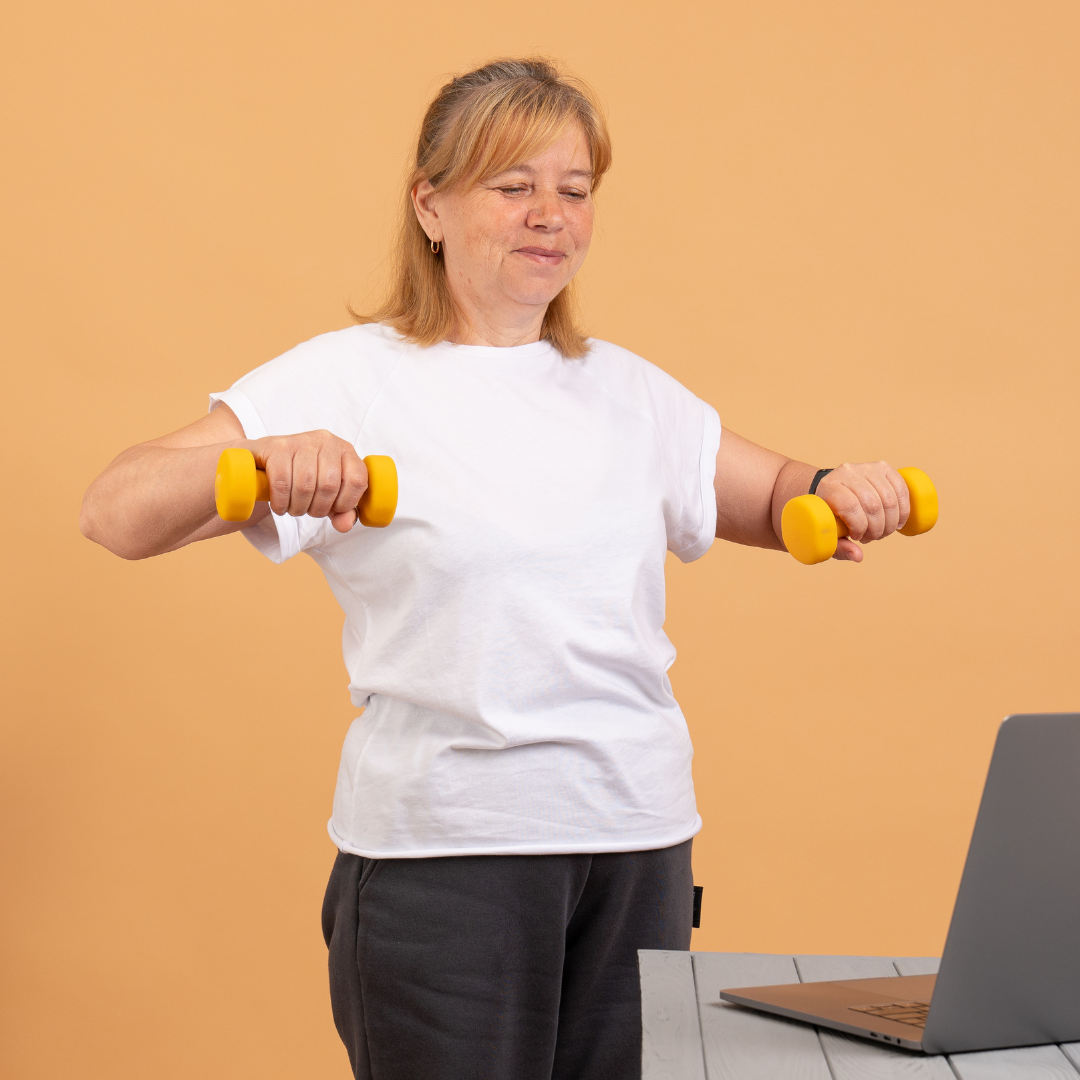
xmin=849 ymin=1000 xmax=930 ymax=1027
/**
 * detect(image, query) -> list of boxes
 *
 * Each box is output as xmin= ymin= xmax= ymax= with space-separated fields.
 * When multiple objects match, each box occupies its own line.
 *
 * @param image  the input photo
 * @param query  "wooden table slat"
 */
xmin=816 ymin=1030 xmax=958 ymax=1080
xmin=948 ymin=1043 xmax=1080 ymax=1080
xmin=640 ymin=950 xmax=707 ymax=1080
xmin=794 ymin=954 xmax=904 ymax=982
xmin=892 ymin=957 xmax=942 ymax=977
xmin=692 ymin=953 xmax=832 ymax=1080
xmin=1061 ymin=1044 xmax=1080 ymax=1072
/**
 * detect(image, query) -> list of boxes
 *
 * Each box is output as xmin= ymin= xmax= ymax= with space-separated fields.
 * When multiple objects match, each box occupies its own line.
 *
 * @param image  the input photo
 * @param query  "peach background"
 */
xmin=2 ymin=1 xmax=1078 ymax=1076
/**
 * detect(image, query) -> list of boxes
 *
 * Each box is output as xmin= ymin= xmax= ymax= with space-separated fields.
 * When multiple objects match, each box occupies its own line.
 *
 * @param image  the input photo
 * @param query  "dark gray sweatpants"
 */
xmin=321 ymin=840 xmax=693 ymax=1080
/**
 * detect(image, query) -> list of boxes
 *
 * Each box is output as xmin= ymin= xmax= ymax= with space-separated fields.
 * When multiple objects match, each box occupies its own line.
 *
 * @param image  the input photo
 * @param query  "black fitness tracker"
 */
xmin=809 ymin=468 xmax=833 ymax=495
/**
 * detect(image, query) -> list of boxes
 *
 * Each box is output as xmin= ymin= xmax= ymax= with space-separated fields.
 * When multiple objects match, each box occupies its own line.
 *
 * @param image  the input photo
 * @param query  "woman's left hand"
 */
xmin=815 ymin=462 xmax=911 ymax=562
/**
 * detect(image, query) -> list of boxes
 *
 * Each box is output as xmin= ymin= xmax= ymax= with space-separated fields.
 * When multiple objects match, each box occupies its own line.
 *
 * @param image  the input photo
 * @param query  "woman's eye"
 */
xmin=500 ymin=186 xmax=529 ymax=196
xmin=561 ymin=189 xmax=588 ymax=200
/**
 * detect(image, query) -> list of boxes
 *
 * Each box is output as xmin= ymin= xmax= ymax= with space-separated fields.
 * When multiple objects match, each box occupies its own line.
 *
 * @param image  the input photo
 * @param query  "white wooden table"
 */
xmin=640 ymin=951 xmax=1080 ymax=1079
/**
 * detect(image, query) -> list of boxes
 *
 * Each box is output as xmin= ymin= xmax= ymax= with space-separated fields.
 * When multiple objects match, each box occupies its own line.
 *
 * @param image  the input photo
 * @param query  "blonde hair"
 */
xmin=354 ymin=58 xmax=612 ymax=359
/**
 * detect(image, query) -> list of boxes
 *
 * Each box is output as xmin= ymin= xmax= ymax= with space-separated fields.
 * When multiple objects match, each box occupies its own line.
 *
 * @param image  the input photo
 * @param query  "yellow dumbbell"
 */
xmin=214 ymin=447 xmax=398 ymax=528
xmin=781 ymin=466 xmax=937 ymax=565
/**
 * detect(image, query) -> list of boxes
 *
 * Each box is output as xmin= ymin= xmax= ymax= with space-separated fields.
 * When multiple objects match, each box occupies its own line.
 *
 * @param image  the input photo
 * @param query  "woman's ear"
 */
xmin=411 ymin=180 xmax=442 ymax=243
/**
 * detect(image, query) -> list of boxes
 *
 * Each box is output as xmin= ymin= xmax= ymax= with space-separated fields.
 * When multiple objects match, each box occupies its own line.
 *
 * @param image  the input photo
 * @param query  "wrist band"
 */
xmin=809 ymin=468 xmax=833 ymax=496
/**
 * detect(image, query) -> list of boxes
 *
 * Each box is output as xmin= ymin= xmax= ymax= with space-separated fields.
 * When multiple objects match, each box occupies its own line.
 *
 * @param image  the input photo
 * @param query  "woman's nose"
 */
xmin=525 ymin=191 xmax=564 ymax=229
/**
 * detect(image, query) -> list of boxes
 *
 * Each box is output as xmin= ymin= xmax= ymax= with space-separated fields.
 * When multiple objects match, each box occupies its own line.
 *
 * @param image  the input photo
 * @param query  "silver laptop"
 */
xmin=720 ymin=713 xmax=1080 ymax=1054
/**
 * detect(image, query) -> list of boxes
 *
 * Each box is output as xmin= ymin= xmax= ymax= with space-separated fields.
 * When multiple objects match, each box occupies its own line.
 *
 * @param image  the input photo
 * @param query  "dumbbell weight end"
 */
xmin=215 ymin=447 xmax=266 ymax=522
xmin=781 ymin=494 xmax=843 ymax=566
xmin=357 ymin=456 xmax=398 ymax=528
xmin=896 ymin=467 xmax=938 ymax=536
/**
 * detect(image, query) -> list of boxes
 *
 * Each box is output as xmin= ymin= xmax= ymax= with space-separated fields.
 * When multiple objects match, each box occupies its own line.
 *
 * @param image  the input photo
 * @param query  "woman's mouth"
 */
xmin=515 ymin=247 xmax=566 ymax=265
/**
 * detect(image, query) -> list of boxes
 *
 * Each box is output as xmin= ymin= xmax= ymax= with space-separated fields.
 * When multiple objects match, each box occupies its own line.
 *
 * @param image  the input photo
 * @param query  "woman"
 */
xmin=81 ymin=58 xmax=910 ymax=1080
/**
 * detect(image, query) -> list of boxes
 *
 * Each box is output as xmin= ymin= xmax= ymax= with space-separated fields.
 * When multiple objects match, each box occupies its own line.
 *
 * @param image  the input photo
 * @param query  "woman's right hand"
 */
xmin=251 ymin=430 xmax=368 ymax=532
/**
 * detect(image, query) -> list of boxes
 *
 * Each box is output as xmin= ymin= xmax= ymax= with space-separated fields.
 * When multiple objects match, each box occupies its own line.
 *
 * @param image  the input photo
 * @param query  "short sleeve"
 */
xmin=208 ymin=325 xmax=399 ymax=563
xmin=665 ymin=399 xmax=721 ymax=562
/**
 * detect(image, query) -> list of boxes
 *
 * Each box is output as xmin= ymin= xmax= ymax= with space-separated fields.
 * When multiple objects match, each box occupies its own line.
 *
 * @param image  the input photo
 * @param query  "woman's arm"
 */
xmin=80 ymin=405 xmax=368 ymax=560
xmin=714 ymin=431 xmax=910 ymax=563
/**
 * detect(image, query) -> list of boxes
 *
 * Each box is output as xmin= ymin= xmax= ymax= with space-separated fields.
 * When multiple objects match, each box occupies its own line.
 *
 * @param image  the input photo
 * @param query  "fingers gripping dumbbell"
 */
xmin=781 ymin=467 xmax=937 ymax=565
xmin=214 ymin=447 xmax=398 ymax=528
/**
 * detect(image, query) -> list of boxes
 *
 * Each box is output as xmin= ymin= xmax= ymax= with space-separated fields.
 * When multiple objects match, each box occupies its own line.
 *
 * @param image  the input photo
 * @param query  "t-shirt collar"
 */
xmin=429 ymin=337 xmax=556 ymax=360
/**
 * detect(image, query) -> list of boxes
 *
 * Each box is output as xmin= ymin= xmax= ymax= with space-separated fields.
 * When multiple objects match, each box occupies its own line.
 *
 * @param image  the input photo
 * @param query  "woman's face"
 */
xmin=413 ymin=125 xmax=595 ymax=336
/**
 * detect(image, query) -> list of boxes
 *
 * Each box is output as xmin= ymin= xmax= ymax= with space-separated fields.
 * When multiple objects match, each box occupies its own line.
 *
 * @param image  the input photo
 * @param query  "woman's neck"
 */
xmin=445 ymin=293 xmax=547 ymax=347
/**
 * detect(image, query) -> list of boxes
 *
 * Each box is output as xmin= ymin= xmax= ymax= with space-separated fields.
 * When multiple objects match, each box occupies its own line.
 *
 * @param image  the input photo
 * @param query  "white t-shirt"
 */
xmin=210 ymin=323 xmax=721 ymax=857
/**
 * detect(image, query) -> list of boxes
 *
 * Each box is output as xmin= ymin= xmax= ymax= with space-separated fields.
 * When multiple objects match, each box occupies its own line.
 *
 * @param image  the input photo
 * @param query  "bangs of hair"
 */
xmin=433 ymin=81 xmax=605 ymax=193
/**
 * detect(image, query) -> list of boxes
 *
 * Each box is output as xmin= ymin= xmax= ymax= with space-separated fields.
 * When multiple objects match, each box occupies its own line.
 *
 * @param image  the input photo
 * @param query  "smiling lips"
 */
xmin=516 ymin=246 xmax=566 ymax=265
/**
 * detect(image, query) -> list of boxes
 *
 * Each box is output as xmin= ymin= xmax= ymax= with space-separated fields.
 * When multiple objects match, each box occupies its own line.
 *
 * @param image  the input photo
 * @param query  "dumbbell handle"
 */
xmin=214 ymin=447 xmax=398 ymax=528
xmin=781 ymin=466 xmax=937 ymax=565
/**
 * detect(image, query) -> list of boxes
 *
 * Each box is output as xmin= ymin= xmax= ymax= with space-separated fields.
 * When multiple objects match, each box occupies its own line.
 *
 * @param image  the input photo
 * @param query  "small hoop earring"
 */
xmin=430 ymin=239 xmax=441 ymax=254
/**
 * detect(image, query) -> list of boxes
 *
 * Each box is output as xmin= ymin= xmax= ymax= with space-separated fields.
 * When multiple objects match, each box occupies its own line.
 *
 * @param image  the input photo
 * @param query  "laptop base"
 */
xmin=720 ymin=974 xmax=935 ymax=1051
